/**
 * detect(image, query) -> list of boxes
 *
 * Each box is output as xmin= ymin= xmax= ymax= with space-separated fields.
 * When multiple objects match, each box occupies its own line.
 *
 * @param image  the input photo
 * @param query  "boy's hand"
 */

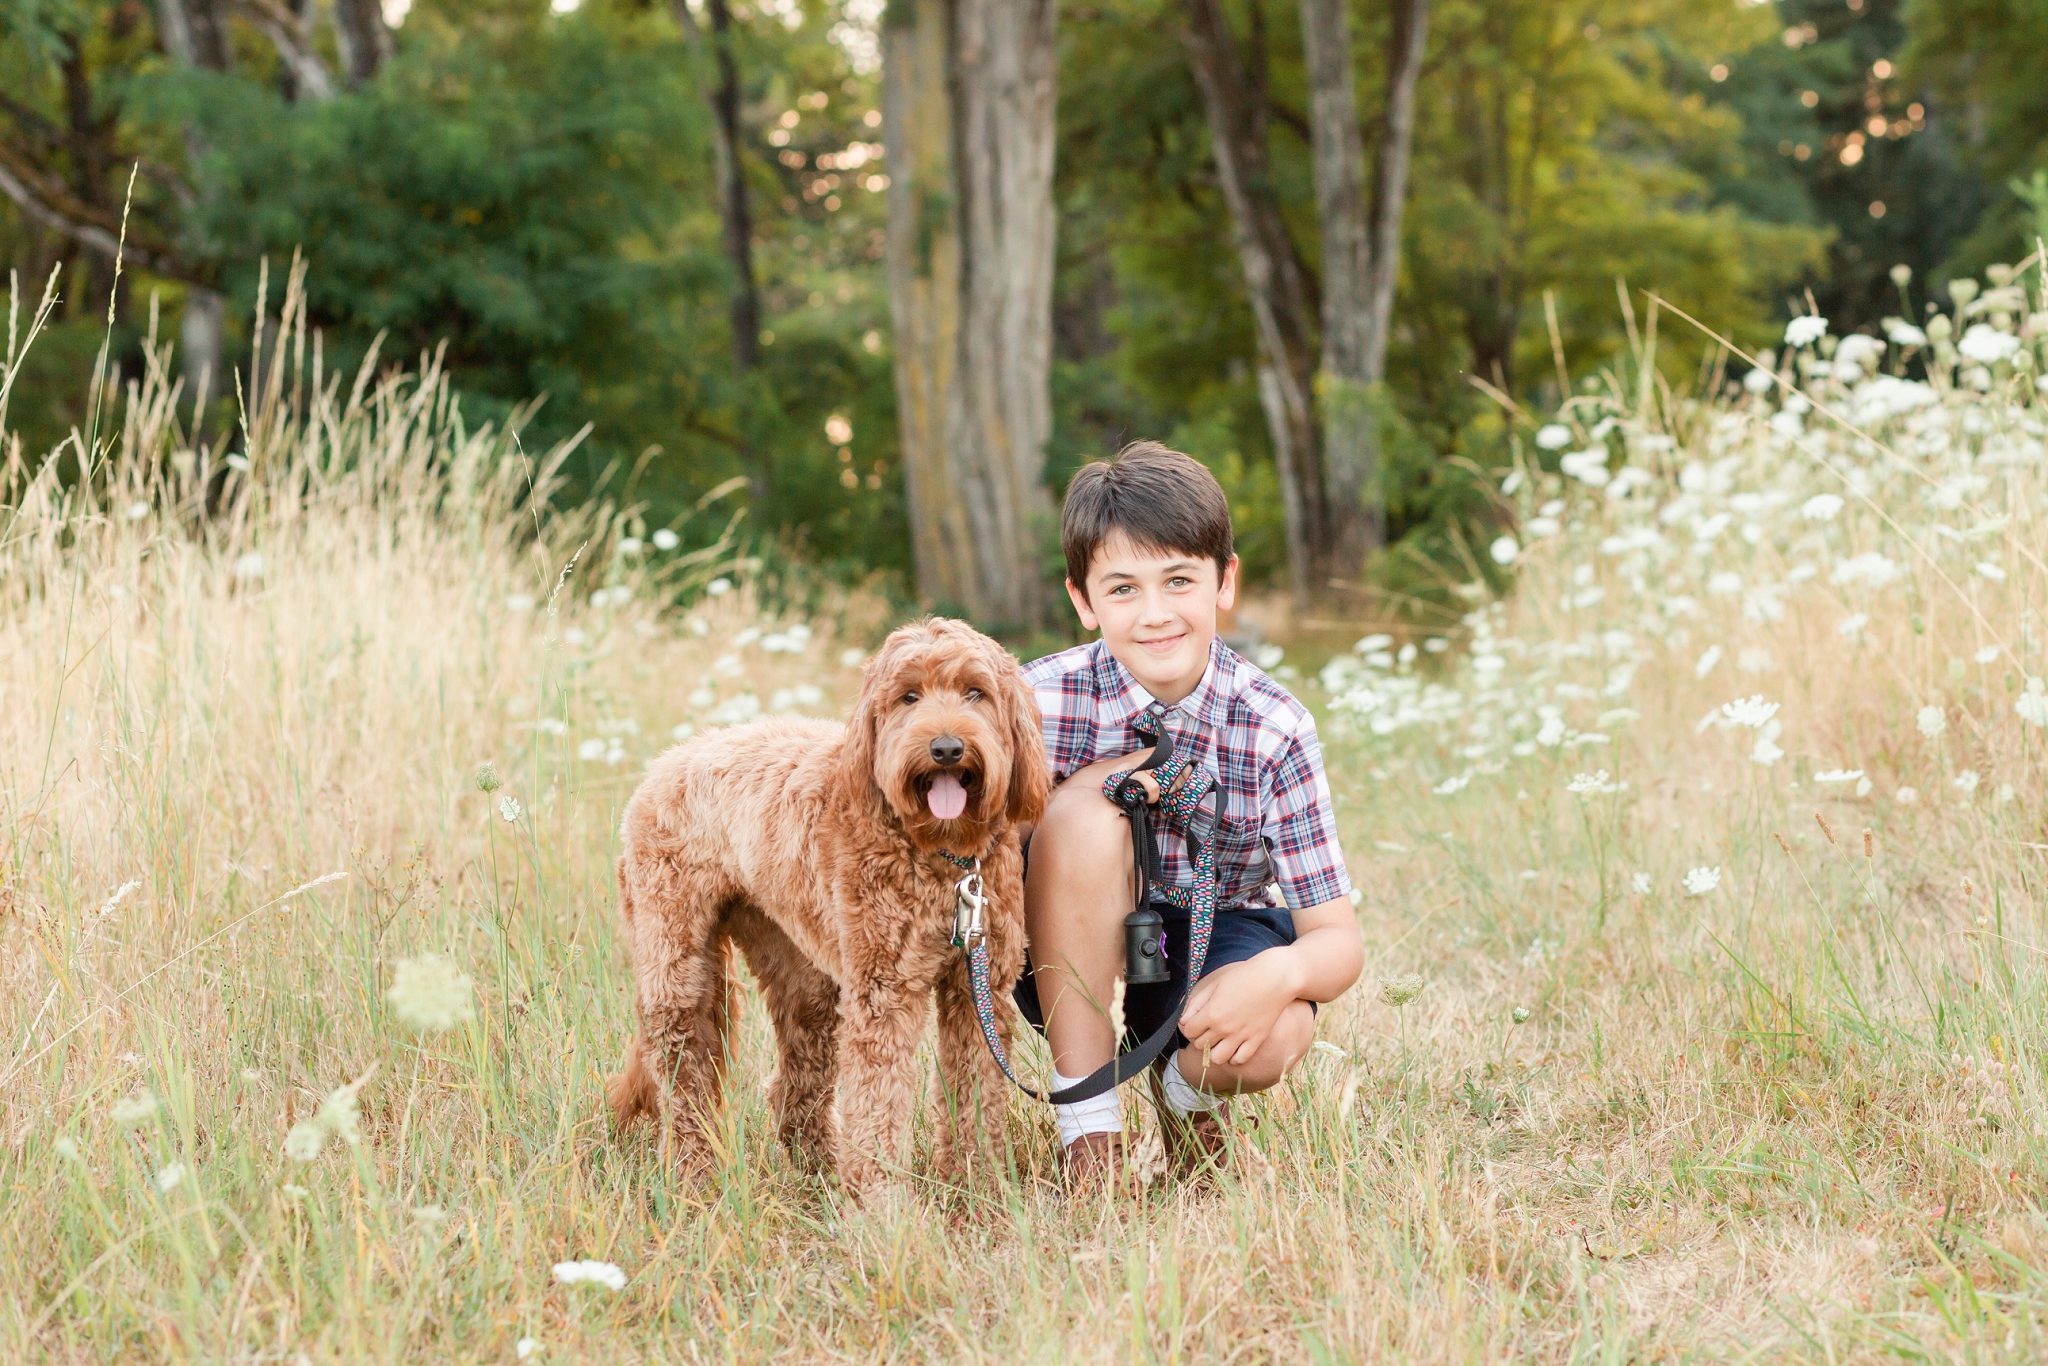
xmin=1176 ymin=948 xmax=1299 ymax=1068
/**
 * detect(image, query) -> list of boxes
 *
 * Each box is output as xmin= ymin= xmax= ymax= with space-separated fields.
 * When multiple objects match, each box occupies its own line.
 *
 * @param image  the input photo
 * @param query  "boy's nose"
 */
xmin=929 ymin=735 xmax=965 ymax=767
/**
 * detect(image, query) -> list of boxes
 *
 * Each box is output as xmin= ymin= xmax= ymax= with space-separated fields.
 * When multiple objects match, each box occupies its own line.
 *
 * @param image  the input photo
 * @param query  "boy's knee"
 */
xmin=1184 ymin=1002 xmax=1316 ymax=1094
xmin=1033 ymin=777 xmax=1129 ymax=860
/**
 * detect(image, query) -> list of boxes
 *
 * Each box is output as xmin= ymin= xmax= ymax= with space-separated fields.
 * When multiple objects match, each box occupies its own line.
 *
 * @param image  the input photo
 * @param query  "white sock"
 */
xmin=1052 ymin=1069 xmax=1122 ymax=1146
xmin=1160 ymin=1053 xmax=1223 ymax=1115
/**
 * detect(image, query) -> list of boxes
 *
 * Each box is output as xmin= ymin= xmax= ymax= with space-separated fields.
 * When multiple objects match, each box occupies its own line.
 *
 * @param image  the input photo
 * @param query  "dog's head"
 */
xmin=839 ymin=617 xmax=1050 ymax=852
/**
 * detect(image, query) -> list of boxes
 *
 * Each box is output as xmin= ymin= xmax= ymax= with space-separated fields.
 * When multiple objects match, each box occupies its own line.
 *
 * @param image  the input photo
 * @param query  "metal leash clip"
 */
xmin=951 ymin=866 xmax=987 ymax=949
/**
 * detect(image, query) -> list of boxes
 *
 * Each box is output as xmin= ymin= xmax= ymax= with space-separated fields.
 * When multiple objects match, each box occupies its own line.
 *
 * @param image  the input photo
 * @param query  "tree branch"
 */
xmin=0 ymin=143 xmax=197 ymax=282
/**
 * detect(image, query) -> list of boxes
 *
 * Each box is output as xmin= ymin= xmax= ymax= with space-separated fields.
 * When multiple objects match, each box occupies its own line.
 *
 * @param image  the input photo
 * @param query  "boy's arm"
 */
xmin=1177 ymin=896 xmax=1361 ymax=1066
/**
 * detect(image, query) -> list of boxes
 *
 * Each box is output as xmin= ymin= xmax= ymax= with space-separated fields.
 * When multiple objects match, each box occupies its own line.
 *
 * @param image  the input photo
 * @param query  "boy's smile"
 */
xmin=1067 ymin=531 xmax=1239 ymax=707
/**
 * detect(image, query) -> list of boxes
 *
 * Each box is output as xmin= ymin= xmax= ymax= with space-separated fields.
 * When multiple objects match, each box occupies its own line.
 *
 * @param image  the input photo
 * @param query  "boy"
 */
xmin=1018 ymin=441 xmax=1364 ymax=1183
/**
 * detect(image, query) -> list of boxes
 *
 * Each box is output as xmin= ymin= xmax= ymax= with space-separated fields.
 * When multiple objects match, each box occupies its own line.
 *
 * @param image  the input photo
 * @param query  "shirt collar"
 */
xmin=1094 ymin=636 xmax=1233 ymax=732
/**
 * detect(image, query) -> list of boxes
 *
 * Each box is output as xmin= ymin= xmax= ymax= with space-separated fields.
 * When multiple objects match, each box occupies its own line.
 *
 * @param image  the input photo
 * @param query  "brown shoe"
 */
xmin=1147 ymin=1059 xmax=1232 ymax=1177
xmin=1060 ymin=1130 xmax=1127 ymax=1191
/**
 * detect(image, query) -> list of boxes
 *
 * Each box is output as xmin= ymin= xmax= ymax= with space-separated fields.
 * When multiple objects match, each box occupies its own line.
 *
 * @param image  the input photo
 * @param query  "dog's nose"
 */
xmin=929 ymin=735 xmax=965 ymax=767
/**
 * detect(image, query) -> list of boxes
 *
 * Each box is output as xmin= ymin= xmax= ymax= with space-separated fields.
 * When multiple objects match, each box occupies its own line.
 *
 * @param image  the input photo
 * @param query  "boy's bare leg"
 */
xmin=1022 ymin=754 xmax=1149 ymax=1077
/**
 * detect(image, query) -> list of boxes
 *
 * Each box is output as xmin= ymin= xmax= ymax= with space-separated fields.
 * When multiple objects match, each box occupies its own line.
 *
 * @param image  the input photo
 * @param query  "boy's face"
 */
xmin=1066 ymin=531 xmax=1239 ymax=704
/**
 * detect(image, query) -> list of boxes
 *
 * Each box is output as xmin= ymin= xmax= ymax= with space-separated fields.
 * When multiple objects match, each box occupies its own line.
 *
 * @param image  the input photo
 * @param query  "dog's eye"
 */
xmin=900 ymin=691 xmax=920 ymax=705
xmin=965 ymin=688 xmax=984 ymax=702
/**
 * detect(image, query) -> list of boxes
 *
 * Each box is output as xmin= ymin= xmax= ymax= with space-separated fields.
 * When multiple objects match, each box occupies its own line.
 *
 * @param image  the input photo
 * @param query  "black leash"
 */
xmin=944 ymin=725 xmax=1217 ymax=1105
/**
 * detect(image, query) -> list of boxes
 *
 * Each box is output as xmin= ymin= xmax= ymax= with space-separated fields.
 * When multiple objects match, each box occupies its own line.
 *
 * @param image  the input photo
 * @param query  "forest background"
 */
xmin=2 ymin=0 xmax=2043 ymax=630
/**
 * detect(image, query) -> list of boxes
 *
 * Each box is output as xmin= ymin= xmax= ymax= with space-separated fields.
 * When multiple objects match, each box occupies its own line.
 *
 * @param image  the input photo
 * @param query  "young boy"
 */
xmin=1018 ymin=441 xmax=1364 ymax=1182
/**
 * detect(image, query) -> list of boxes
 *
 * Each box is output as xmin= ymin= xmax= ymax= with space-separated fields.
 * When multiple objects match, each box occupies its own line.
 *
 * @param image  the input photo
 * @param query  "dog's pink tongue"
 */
xmin=927 ymin=773 xmax=968 ymax=820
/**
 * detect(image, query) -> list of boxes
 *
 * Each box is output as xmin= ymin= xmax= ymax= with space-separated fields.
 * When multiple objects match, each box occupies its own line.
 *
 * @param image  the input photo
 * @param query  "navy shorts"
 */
xmin=1012 ymin=902 xmax=1303 ymax=1054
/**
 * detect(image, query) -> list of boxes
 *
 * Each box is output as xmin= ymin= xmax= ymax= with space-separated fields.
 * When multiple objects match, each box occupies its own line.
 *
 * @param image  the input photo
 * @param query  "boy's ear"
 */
xmin=1217 ymin=554 xmax=1240 ymax=612
xmin=1065 ymin=577 xmax=1101 ymax=631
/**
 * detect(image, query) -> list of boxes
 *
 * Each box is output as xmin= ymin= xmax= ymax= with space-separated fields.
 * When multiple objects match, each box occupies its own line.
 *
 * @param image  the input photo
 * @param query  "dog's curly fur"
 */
xmin=606 ymin=617 xmax=1049 ymax=1193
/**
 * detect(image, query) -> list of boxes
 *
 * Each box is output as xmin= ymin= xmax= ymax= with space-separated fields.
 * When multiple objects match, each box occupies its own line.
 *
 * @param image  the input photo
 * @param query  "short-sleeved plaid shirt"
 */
xmin=1024 ymin=636 xmax=1352 ymax=912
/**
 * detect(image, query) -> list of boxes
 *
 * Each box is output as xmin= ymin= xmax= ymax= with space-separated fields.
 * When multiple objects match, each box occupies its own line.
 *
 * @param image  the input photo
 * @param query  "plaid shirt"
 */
xmin=1024 ymin=637 xmax=1352 ymax=912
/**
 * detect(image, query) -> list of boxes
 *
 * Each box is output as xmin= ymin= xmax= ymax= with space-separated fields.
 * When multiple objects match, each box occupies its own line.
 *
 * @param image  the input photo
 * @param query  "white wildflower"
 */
xmin=1378 ymin=974 xmax=1425 ymax=1007
xmin=1743 ymin=367 xmax=1776 ymax=394
xmin=552 ymin=1260 xmax=628 ymax=1291
xmin=317 ymin=1084 xmax=363 ymax=1144
xmin=1631 ymin=872 xmax=1653 ymax=895
xmin=1800 ymin=493 xmax=1845 ymax=521
xmin=1838 ymin=613 xmax=1869 ymax=640
xmin=1813 ymin=769 xmax=1864 ymax=784
xmin=1253 ymin=643 xmax=1285 ymax=670
xmin=231 ymin=552 xmax=265 ymax=581
xmin=55 ymin=1137 xmax=81 ymax=1162
xmin=1567 ymin=770 xmax=1618 ymax=796
xmin=1707 ymin=571 xmax=1743 ymax=596
xmin=651 ymin=528 xmax=680 ymax=551
xmin=517 ymin=1340 xmax=544 ymax=1361
xmin=1975 ymin=646 xmax=2002 ymax=664
xmin=281 ymin=1183 xmax=310 ymax=1199
xmin=1785 ymin=315 xmax=1829 ymax=348
xmin=110 ymin=1090 xmax=159 ymax=1125
xmin=1683 ymin=867 xmax=1722 ymax=896
xmin=840 ymin=647 xmax=866 ymax=668
xmin=152 ymin=1162 xmax=187 ymax=1193
xmin=1750 ymin=720 xmax=1784 ymax=767
xmin=1693 ymin=645 xmax=1723 ymax=678
xmin=1720 ymin=695 xmax=1780 ymax=729
xmin=1432 ymin=774 xmax=1470 ymax=796
xmin=1997 ymin=783 xmax=2017 ymax=803
xmin=670 ymin=722 xmax=696 ymax=742
xmin=1536 ymin=715 xmax=1567 ymax=747
xmin=706 ymin=577 xmax=733 ymax=596
xmin=563 ymin=628 xmax=588 ymax=647
xmin=1916 ymin=705 xmax=1946 ymax=740
xmin=1957 ymin=324 xmax=2019 ymax=364
xmin=1737 ymin=647 xmax=1776 ymax=674
xmin=284 ymin=1121 xmax=326 ymax=1163
xmin=577 ymin=739 xmax=606 ymax=761
xmin=1489 ymin=535 xmax=1520 ymax=565
xmin=617 ymin=537 xmax=644 ymax=557
xmin=2016 ymin=679 xmax=2048 ymax=728
xmin=1976 ymin=562 xmax=2008 ymax=583
xmin=1895 ymin=786 xmax=1919 ymax=804
xmin=498 ymin=795 xmax=521 ymax=824
xmin=1887 ymin=321 xmax=1927 ymax=346
xmin=1510 ymin=1006 xmax=1533 ymax=1024
xmin=1954 ymin=771 xmax=1980 ymax=794
xmin=506 ymin=594 xmax=535 ymax=613
xmin=387 ymin=954 xmax=475 ymax=1032
xmin=1561 ymin=449 xmax=1611 ymax=486
xmin=1535 ymin=423 xmax=1572 ymax=450
xmin=126 ymin=500 xmax=150 ymax=521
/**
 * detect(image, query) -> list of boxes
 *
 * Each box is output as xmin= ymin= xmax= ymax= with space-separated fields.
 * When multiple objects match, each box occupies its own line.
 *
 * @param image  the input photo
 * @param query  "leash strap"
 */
xmin=948 ymin=724 xmax=1217 ymax=1105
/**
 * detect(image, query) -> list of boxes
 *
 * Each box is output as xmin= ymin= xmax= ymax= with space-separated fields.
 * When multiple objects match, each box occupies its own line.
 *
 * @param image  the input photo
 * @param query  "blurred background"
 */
xmin=1 ymin=0 xmax=2038 ymax=635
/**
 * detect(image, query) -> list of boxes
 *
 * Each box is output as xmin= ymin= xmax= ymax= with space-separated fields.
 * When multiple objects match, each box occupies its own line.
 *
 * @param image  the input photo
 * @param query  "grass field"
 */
xmin=5 ymin=264 xmax=2048 ymax=1363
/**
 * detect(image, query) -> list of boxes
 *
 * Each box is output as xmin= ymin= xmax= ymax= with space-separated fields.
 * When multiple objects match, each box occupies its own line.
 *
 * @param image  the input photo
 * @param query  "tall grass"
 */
xmin=4 ymin=254 xmax=2047 ymax=1363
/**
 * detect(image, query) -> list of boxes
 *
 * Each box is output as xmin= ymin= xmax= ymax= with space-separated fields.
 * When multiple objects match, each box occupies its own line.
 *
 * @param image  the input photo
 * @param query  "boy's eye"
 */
xmin=1169 ymin=576 xmax=1191 ymax=588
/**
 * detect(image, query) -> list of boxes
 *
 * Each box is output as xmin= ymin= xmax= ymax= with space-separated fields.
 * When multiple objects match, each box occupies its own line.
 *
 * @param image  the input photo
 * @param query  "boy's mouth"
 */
xmin=1134 ymin=632 xmax=1187 ymax=654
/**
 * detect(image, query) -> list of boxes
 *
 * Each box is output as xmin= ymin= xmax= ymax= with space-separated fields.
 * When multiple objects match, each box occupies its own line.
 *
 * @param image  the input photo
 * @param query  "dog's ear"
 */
xmin=837 ymin=637 xmax=891 ymax=796
xmin=998 ymin=646 xmax=1050 ymax=825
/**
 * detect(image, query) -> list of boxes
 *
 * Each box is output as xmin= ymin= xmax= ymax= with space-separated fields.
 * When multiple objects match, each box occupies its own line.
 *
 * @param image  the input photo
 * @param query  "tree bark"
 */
xmin=1300 ymin=0 xmax=1427 ymax=586
xmin=1182 ymin=0 xmax=1322 ymax=602
xmin=332 ymin=0 xmax=392 ymax=86
xmin=153 ymin=0 xmax=232 ymax=406
xmin=884 ymin=0 xmax=1057 ymax=630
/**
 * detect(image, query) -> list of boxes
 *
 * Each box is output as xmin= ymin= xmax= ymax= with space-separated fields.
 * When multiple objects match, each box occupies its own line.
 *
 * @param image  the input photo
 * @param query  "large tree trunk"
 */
xmin=1301 ymin=0 xmax=1427 ymax=584
xmin=884 ymin=0 xmax=1057 ymax=631
xmin=674 ymin=0 xmax=762 ymax=378
xmin=1182 ymin=0 xmax=1322 ymax=603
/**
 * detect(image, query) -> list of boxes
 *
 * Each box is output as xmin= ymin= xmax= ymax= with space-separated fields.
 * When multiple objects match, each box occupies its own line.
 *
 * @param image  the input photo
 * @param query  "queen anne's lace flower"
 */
xmin=1683 ymin=867 xmax=1722 ymax=896
xmin=387 ymin=954 xmax=477 ymax=1032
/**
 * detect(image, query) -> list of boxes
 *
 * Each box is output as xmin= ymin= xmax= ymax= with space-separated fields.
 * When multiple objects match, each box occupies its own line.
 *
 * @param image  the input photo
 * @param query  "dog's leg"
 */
xmin=627 ymin=863 xmax=735 ymax=1174
xmin=833 ymin=974 xmax=933 ymax=1198
xmin=729 ymin=905 xmax=842 ymax=1173
xmin=931 ymin=955 xmax=1012 ymax=1185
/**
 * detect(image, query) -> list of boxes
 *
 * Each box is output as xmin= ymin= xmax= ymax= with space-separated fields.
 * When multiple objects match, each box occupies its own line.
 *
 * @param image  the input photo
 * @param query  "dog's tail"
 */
xmin=606 ymin=857 xmax=658 ymax=1129
xmin=606 ymin=1030 xmax=658 ymax=1129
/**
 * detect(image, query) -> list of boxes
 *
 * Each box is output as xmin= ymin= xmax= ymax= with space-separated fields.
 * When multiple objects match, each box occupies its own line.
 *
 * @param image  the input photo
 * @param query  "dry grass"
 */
xmin=4 ymin=266 xmax=2048 ymax=1362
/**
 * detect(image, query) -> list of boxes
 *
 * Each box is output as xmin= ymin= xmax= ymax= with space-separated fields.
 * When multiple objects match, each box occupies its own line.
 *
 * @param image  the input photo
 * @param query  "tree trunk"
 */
xmin=154 ymin=0 xmax=231 ymax=410
xmin=884 ymin=0 xmax=1057 ymax=631
xmin=332 ymin=0 xmax=392 ymax=86
xmin=674 ymin=0 xmax=762 ymax=379
xmin=1301 ymin=0 xmax=1427 ymax=586
xmin=1181 ymin=0 xmax=1322 ymax=603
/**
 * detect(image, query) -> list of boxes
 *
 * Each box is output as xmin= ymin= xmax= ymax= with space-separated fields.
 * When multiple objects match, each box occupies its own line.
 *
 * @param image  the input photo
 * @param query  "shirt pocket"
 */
xmin=1206 ymin=815 xmax=1268 ymax=900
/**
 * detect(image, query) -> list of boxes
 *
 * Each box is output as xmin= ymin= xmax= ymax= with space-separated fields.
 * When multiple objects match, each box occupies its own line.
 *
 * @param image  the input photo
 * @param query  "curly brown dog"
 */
xmin=606 ymin=616 xmax=1048 ymax=1193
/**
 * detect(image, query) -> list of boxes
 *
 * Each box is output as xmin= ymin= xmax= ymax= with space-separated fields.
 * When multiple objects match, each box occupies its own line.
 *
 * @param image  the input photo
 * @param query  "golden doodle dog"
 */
xmin=607 ymin=617 xmax=1048 ymax=1193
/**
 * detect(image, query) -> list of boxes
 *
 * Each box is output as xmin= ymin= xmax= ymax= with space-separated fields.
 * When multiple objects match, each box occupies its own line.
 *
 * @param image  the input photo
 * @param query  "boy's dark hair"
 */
xmin=1061 ymin=441 xmax=1234 ymax=591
